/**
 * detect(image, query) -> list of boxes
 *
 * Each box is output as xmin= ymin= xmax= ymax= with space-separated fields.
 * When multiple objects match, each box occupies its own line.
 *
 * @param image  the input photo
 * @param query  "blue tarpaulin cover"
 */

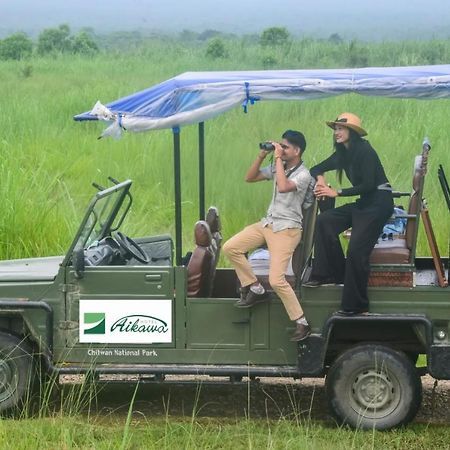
xmin=74 ymin=65 xmax=450 ymax=137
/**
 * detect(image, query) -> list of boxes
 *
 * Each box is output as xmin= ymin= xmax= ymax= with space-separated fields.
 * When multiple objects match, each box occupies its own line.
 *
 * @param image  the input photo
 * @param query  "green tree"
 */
xmin=206 ymin=38 xmax=227 ymax=59
xmin=0 ymin=32 xmax=33 ymax=60
xmin=179 ymin=29 xmax=199 ymax=42
xmin=198 ymin=29 xmax=221 ymax=41
xmin=262 ymin=55 xmax=277 ymax=68
xmin=72 ymin=31 xmax=99 ymax=55
xmin=328 ymin=33 xmax=343 ymax=44
xmin=422 ymin=41 xmax=445 ymax=65
xmin=347 ymin=40 xmax=369 ymax=67
xmin=260 ymin=27 xmax=290 ymax=47
xmin=37 ymin=24 xmax=73 ymax=55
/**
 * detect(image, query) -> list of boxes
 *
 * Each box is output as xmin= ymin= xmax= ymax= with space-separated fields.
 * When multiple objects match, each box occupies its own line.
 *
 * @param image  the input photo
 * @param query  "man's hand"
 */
xmin=246 ymin=148 xmax=271 ymax=182
xmin=258 ymin=150 xmax=271 ymax=160
xmin=272 ymin=142 xmax=284 ymax=160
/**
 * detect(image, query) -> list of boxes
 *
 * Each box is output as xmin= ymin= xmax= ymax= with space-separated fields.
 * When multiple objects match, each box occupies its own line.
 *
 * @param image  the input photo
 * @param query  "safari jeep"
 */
xmin=0 ymin=164 xmax=449 ymax=430
xmin=3 ymin=65 xmax=450 ymax=430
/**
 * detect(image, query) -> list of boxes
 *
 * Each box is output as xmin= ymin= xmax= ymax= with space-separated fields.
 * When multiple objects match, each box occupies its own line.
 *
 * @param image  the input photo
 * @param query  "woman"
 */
xmin=306 ymin=112 xmax=393 ymax=315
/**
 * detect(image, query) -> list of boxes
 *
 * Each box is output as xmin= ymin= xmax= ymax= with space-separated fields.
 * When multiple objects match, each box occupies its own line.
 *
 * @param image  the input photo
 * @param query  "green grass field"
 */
xmin=0 ymin=370 xmax=448 ymax=450
xmin=0 ymin=46 xmax=449 ymax=261
xmin=0 ymin=415 xmax=449 ymax=449
xmin=0 ymin=40 xmax=449 ymax=447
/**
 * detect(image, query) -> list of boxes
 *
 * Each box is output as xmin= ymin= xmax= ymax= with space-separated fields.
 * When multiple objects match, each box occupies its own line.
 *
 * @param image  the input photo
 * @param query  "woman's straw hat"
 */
xmin=326 ymin=112 xmax=367 ymax=136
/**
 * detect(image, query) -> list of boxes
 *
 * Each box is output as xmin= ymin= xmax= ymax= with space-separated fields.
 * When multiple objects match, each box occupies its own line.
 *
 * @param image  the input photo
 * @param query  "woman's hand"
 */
xmin=314 ymin=184 xmax=338 ymax=198
xmin=314 ymin=175 xmax=327 ymax=188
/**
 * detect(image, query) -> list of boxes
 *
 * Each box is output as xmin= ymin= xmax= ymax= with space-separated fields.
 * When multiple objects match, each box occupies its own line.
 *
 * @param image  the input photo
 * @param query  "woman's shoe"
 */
xmin=303 ymin=278 xmax=337 ymax=288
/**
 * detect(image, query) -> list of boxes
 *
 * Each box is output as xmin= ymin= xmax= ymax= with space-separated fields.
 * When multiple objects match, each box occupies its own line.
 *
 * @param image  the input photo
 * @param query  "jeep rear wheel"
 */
xmin=326 ymin=345 xmax=422 ymax=430
xmin=0 ymin=333 xmax=33 ymax=414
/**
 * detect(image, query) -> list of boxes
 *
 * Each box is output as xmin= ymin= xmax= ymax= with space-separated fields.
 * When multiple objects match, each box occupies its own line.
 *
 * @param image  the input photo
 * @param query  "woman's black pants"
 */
xmin=311 ymin=191 xmax=393 ymax=312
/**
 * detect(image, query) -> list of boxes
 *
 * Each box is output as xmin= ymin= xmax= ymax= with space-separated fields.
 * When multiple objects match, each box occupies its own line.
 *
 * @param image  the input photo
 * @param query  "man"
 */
xmin=222 ymin=130 xmax=315 ymax=341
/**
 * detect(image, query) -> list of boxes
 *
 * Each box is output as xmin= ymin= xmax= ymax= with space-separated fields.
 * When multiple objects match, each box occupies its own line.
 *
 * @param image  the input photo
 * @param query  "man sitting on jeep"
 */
xmin=223 ymin=130 xmax=315 ymax=341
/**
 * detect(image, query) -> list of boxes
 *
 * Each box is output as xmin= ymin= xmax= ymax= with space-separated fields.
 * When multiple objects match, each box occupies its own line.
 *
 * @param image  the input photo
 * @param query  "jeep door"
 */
xmin=65 ymin=264 xmax=175 ymax=351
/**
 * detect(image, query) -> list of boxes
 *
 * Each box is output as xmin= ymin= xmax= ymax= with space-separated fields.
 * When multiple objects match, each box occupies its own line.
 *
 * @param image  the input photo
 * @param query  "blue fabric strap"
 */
xmin=118 ymin=114 xmax=123 ymax=128
xmin=242 ymin=82 xmax=260 ymax=113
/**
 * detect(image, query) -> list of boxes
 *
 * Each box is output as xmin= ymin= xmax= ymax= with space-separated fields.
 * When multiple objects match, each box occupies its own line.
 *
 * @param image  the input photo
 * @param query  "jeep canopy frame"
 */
xmin=74 ymin=64 xmax=450 ymax=264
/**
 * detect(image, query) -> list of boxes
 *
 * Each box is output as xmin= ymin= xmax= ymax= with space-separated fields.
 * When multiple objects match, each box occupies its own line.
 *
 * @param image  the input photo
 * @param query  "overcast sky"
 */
xmin=1 ymin=0 xmax=450 ymax=40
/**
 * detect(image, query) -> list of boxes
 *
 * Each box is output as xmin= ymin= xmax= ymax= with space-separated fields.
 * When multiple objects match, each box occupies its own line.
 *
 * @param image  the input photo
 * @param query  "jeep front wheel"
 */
xmin=326 ymin=345 xmax=422 ymax=430
xmin=0 ymin=333 xmax=33 ymax=413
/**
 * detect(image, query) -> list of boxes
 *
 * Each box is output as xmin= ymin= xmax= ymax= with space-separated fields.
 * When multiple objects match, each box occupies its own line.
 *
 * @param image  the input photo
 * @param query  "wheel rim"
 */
xmin=348 ymin=365 xmax=401 ymax=420
xmin=0 ymin=356 xmax=18 ymax=404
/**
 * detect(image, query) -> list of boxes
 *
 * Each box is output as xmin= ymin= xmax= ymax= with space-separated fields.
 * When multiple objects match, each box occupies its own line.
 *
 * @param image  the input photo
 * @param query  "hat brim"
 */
xmin=326 ymin=121 xmax=367 ymax=137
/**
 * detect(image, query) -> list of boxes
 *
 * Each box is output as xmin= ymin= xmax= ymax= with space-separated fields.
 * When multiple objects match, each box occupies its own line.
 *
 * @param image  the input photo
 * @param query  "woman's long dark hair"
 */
xmin=333 ymin=128 xmax=365 ymax=184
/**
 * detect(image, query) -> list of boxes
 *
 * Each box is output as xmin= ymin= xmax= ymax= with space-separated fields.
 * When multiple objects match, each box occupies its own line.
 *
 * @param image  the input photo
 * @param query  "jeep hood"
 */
xmin=0 ymin=256 xmax=64 ymax=282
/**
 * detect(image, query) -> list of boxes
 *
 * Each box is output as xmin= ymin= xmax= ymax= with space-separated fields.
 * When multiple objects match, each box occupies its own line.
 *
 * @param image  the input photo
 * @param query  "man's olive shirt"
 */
xmin=259 ymin=161 xmax=315 ymax=232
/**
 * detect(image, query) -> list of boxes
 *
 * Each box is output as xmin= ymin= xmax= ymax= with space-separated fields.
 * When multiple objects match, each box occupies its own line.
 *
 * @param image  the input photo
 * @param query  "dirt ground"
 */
xmin=60 ymin=374 xmax=450 ymax=425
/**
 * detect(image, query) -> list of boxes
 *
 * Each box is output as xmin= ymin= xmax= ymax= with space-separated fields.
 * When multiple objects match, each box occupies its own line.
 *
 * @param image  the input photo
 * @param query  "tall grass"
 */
xmin=0 ymin=415 xmax=445 ymax=449
xmin=1 ymin=398 xmax=450 ymax=449
xmin=0 ymin=371 xmax=447 ymax=448
xmin=0 ymin=40 xmax=449 ymax=261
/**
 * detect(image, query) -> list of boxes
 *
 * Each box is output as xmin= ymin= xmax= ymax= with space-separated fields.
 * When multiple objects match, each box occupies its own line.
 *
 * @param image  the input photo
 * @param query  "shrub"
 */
xmin=179 ymin=29 xmax=199 ymax=42
xmin=328 ymin=33 xmax=343 ymax=44
xmin=19 ymin=64 xmax=33 ymax=78
xmin=206 ymin=38 xmax=227 ymax=59
xmin=37 ymin=24 xmax=73 ymax=55
xmin=347 ymin=40 xmax=369 ymax=67
xmin=260 ymin=27 xmax=290 ymax=47
xmin=198 ymin=29 xmax=222 ymax=41
xmin=72 ymin=31 xmax=99 ymax=55
xmin=0 ymin=32 xmax=33 ymax=60
xmin=262 ymin=55 xmax=277 ymax=68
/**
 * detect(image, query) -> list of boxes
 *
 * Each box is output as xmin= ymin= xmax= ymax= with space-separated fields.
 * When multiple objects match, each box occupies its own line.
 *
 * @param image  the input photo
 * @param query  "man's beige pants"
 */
xmin=223 ymin=223 xmax=303 ymax=320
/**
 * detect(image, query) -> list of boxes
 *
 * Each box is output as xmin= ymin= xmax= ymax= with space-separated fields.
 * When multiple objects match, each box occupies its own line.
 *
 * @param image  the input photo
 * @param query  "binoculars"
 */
xmin=259 ymin=142 xmax=275 ymax=151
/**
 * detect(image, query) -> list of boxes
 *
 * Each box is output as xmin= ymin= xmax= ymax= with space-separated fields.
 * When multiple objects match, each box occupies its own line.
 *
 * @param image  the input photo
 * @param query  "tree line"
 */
xmin=0 ymin=25 xmax=98 ymax=60
xmin=1 ymin=24 xmax=450 ymax=70
xmin=0 ymin=25 xmax=295 ymax=60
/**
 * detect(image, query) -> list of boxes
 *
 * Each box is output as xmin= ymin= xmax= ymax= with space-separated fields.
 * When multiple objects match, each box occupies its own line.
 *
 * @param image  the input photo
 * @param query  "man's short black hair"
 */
xmin=282 ymin=129 xmax=307 ymax=153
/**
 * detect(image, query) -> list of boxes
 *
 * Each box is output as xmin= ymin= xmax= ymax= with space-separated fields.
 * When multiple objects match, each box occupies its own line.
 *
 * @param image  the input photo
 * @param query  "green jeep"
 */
xmin=1 ymin=66 xmax=450 ymax=431
xmin=0 ymin=162 xmax=448 ymax=430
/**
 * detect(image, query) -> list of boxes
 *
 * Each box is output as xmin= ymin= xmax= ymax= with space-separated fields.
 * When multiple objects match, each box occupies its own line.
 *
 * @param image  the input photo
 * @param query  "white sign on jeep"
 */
xmin=79 ymin=299 xmax=172 ymax=343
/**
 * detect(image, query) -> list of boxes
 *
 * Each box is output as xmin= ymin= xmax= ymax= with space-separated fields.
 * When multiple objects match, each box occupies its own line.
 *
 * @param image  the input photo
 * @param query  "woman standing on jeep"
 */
xmin=305 ymin=113 xmax=393 ymax=315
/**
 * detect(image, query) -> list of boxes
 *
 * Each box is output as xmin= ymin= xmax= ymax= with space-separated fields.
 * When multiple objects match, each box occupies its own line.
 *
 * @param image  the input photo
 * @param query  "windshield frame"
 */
xmin=62 ymin=179 xmax=132 ymax=267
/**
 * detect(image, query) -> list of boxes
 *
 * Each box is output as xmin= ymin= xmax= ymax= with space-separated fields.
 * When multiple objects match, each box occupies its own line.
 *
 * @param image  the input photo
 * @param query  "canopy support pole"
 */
xmin=199 ymin=122 xmax=205 ymax=220
xmin=173 ymin=127 xmax=182 ymax=266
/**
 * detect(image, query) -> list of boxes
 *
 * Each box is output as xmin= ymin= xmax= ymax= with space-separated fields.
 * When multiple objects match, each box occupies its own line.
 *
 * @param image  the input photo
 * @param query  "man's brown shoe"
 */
xmin=290 ymin=323 xmax=311 ymax=341
xmin=234 ymin=290 xmax=269 ymax=308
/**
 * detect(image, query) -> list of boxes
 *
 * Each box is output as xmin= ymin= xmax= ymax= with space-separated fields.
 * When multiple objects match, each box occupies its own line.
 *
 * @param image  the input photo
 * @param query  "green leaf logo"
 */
xmin=84 ymin=312 xmax=105 ymax=334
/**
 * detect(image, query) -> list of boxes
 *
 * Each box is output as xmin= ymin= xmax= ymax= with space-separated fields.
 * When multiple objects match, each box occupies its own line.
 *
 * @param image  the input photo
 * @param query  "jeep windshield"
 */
xmin=63 ymin=180 xmax=132 ymax=265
